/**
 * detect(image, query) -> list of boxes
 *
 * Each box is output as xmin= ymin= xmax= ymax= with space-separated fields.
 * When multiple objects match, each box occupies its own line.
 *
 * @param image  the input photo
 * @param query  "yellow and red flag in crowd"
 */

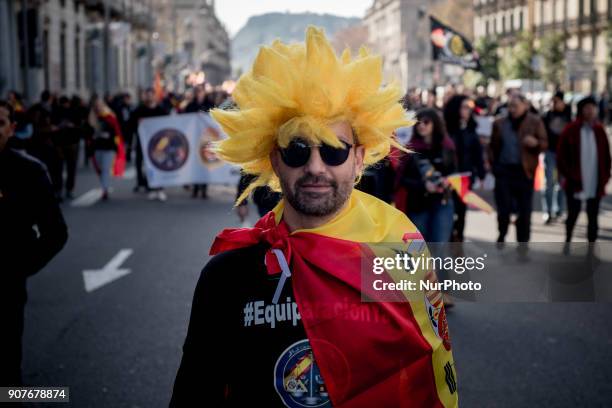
xmin=446 ymin=172 xmax=494 ymax=213
xmin=533 ymin=154 xmax=545 ymax=192
xmin=211 ymin=190 xmax=458 ymax=407
xmin=153 ymin=72 xmax=165 ymax=103
xmin=99 ymin=111 xmax=126 ymax=177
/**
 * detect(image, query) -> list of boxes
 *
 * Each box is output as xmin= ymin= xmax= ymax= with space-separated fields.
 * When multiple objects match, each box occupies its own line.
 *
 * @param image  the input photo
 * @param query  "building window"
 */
xmin=43 ymin=26 xmax=49 ymax=90
xmin=519 ymin=9 xmax=524 ymax=29
xmin=485 ymin=19 xmax=490 ymax=35
xmin=75 ymin=26 xmax=81 ymax=90
xmin=510 ymin=12 xmax=515 ymax=31
xmin=60 ymin=22 xmax=66 ymax=88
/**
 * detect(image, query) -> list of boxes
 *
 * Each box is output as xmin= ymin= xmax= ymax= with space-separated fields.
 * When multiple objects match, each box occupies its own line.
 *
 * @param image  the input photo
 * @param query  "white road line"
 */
xmin=83 ymin=249 xmax=134 ymax=292
xmin=71 ymin=188 xmax=103 ymax=207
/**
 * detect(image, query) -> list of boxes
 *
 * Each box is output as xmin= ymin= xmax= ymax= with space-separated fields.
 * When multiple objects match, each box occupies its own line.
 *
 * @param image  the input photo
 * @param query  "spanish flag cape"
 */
xmin=98 ymin=111 xmax=126 ymax=177
xmin=211 ymin=190 xmax=458 ymax=407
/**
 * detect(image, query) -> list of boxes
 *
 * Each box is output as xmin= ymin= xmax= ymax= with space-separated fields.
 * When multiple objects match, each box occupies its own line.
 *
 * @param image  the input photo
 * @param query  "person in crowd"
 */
xmin=5 ymin=91 xmax=32 ymax=151
xmin=87 ymin=96 xmax=123 ymax=201
xmin=111 ymin=92 xmax=134 ymax=163
xmin=27 ymin=90 xmax=63 ymax=201
xmin=541 ymin=90 xmax=572 ymax=224
xmin=489 ymin=93 xmax=547 ymax=243
xmin=52 ymin=95 xmax=82 ymax=200
xmin=396 ymin=108 xmax=457 ymax=243
xmin=130 ymin=88 xmax=169 ymax=200
xmin=235 ymin=173 xmax=282 ymax=225
xmin=7 ymin=90 xmax=26 ymax=113
xmin=444 ymin=95 xmax=485 ymax=242
xmin=0 ymin=100 xmax=68 ymax=386
xmin=356 ymin=157 xmax=396 ymax=203
xmin=178 ymin=88 xmax=194 ymax=113
xmin=598 ymin=90 xmax=609 ymax=124
xmin=557 ymin=96 xmax=611 ymax=243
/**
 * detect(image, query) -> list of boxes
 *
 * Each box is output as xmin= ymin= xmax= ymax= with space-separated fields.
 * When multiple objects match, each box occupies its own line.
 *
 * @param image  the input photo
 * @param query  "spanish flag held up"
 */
xmin=98 ymin=111 xmax=126 ymax=177
xmin=447 ymin=172 xmax=494 ymax=214
xmin=211 ymin=190 xmax=458 ymax=407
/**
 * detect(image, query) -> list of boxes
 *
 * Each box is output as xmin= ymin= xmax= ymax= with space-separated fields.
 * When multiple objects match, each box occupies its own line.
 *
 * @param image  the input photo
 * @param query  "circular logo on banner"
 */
xmin=147 ymin=128 xmax=189 ymax=171
xmin=274 ymin=339 xmax=332 ymax=408
xmin=198 ymin=126 xmax=223 ymax=170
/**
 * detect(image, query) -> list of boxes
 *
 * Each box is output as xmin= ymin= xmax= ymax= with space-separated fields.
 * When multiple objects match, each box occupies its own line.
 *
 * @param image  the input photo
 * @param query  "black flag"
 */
xmin=430 ymin=16 xmax=480 ymax=70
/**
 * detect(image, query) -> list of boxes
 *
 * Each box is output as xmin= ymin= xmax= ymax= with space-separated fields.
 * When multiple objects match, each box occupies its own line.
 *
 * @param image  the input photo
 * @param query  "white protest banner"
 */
xmin=138 ymin=112 xmax=240 ymax=188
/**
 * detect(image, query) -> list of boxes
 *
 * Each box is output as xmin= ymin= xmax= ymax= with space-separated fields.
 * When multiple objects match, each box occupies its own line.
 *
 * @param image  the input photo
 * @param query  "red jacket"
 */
xmin=557 ymin=119 xmax=611 ymax=198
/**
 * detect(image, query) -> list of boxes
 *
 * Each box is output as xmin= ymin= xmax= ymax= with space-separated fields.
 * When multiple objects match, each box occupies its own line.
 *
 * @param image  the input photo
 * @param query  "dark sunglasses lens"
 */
xmin=281 ymin=140 xmax=310 ymax=167
xmin=320 ymin=142 xmax=351 ymax=166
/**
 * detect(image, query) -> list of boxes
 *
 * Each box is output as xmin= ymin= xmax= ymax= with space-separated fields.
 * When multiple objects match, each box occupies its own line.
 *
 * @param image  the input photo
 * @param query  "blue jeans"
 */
xmin=94 ymin=150 xmax=115 ymax=191
xmin=541 ymin=151 xmax=564 ymax=216
xmin=407 ymin=199 xmax=455 ymax=243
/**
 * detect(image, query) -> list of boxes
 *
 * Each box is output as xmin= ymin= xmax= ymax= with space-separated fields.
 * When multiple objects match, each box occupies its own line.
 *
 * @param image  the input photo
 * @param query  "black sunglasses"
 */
xmin=279 ymin=138 xmax=354 ymax=168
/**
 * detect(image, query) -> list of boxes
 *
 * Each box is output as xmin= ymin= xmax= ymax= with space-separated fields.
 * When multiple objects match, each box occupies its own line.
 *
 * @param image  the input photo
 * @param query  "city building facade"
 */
xmin=473 ymin=0 xmax=611 ymax=92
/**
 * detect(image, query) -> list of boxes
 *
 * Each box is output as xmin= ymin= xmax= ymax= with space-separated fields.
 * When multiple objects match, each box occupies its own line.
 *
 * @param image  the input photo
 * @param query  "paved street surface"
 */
xmin=22 ymin=162 xmax=612 ymax=407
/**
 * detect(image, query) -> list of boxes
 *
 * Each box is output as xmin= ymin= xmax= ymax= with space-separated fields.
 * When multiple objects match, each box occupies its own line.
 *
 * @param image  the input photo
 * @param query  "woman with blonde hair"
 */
xmin=88 ymin=95 xmax=125 ymax=200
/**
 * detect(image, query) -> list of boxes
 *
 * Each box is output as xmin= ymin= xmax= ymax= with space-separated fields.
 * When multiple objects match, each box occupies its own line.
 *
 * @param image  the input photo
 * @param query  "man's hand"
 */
xmin=522 ymin=134 xmax=539 ymax=148
xmin=425 ymin=180 xmax=444 ymax=194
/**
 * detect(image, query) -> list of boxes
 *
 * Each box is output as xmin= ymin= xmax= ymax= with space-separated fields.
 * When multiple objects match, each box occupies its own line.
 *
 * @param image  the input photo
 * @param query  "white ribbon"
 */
xmin=271 ymin=248 xmax=292 ymax=304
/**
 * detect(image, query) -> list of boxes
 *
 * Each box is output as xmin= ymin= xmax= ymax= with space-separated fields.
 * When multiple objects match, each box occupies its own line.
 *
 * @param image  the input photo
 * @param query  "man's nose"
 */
xmin=303 ymin=146 xmax=327 ymax=174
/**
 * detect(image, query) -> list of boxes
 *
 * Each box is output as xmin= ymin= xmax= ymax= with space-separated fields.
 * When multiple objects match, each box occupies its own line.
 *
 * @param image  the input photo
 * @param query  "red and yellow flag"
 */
xmin=99 ymin=111 xmax=126 ymax=177
xmin=447 ymin=172 xmax=494 ymax=213
xmin=211 ymin=190 xmax=458 ymax=407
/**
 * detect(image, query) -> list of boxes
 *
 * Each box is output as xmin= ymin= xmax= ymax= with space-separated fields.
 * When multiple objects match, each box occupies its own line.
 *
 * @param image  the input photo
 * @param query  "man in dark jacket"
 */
xmin=0 ymin=100 xmax=68 ymax=386
xmin=130 ymin=88 xmax=168 ymax=197
xmin=557 ymin=96 xmax=611 ymax=242
xmin=541 ymin=91 xmax=572 ymax=223
xmin=489 ymin=93 xmax=548 ymax=243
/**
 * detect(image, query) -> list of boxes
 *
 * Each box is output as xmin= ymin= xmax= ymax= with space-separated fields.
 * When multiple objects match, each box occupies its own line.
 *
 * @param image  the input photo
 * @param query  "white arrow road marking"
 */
xmin=83 ymin=249 xmax=133 ymax=292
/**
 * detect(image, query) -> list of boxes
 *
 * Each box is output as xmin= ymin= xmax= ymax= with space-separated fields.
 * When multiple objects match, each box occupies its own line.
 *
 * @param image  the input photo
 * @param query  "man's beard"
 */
xmin=281 ymin=173 xmax=353 ymax=217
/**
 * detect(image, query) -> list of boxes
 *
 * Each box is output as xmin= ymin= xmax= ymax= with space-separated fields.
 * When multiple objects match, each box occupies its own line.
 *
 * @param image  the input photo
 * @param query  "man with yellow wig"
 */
xmin=170 ymin=27 xmax=458 ymax=407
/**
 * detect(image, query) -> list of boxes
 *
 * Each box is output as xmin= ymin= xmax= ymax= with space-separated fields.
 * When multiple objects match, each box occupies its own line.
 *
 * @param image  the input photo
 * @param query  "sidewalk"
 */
xmin=465 ymin=186 xmax=612 ymax=242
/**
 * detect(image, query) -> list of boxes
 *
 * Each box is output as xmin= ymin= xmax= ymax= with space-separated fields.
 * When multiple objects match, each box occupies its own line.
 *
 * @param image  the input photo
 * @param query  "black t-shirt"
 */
xmin=170 ymin=243 xmax=333 ymax=407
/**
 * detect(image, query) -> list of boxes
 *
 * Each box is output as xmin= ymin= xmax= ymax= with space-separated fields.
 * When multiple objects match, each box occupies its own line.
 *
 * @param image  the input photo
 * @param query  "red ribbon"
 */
xmin=210 ymin=211 xmax=292 ymax=276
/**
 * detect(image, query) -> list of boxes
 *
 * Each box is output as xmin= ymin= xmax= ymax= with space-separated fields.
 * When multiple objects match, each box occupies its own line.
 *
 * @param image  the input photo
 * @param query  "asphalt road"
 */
xmin=20 ymin=164 xmax=612 ymax=407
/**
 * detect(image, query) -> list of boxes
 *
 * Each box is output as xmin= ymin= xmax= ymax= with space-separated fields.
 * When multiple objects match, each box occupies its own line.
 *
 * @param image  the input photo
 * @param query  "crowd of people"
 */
xmin=2 ymin=84 xmax=231 ymax=202
xmin=2 ymin=84 xmax=611 ymax=246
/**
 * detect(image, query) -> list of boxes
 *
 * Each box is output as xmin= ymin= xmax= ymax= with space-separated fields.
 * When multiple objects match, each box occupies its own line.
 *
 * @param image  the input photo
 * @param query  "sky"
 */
xmin=214 ymin=0 xmax=373 ymax=36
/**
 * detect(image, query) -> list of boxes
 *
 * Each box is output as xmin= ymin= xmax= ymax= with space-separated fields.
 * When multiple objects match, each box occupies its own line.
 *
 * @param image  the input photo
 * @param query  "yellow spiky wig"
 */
xmin=211 ymin=26 xmax=414 ymax=204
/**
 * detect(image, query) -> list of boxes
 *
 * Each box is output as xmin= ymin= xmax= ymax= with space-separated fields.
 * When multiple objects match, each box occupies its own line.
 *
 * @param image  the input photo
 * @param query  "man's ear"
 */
xmin=270 ymin=149 xmax=281 ymax=177
xmin=354 ymin=145 xmax=365 ymax=173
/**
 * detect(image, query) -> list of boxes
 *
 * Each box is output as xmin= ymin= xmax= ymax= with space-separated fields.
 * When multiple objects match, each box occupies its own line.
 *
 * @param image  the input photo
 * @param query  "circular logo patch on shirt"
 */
xmin=274 ymin=339 xmax=331 ymax=407
xmin=147 ymin=128 xmax=189 ymax=171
